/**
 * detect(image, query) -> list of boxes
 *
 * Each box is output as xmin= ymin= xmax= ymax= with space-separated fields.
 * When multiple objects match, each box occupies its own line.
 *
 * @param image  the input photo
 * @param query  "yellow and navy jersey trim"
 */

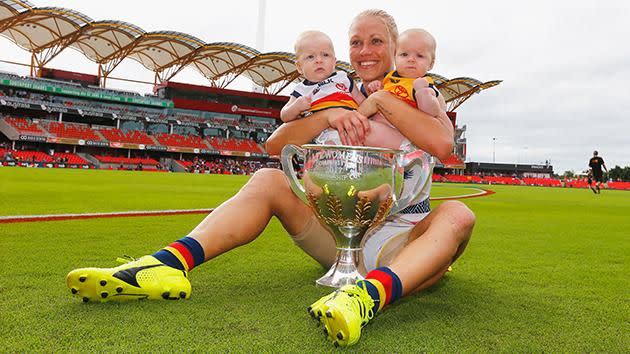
xmin=383 ymin=71 xmax=437 ymax=108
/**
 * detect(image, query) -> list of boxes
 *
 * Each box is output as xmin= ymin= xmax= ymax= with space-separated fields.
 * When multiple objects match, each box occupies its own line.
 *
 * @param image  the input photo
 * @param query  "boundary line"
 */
xmin=0 ymin=188 xmax=494 ymax=224
xmin=431 ymin=187 xmax=495 ymax=200
xmin=0 ymin=208 xmax=214 ymax=224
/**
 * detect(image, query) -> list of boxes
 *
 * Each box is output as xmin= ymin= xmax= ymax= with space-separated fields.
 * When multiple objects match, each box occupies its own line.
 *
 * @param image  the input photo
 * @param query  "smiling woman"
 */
xmin=61 ymin=9 xmax=475 ymax=348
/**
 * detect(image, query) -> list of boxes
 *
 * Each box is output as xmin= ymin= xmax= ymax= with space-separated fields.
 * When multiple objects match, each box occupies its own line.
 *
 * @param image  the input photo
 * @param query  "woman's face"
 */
xmin=348 ymin=16 xmax=395 ymax=83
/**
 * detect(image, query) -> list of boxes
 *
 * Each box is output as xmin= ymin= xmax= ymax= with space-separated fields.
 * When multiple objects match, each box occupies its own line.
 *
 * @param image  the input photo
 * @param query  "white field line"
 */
xmin=1 ymin=187 xmax=493 ymax=224
xmin=0 ymin=208 xmax=214 ymax=223
xmin=430 ymin=187 xmax=492 ymax=200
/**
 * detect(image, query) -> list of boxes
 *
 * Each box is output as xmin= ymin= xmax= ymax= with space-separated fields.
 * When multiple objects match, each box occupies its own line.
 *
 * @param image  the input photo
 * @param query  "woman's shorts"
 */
xmin=290 ymin=211 xmax=430 ymax=272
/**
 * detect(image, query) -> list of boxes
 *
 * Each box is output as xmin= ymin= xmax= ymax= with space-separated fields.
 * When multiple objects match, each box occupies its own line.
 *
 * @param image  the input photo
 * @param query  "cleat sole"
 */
xmin=319 ymin=306 xmax=359 ymax=347
xmin=66 ymin=257 xmax=191 ymax=303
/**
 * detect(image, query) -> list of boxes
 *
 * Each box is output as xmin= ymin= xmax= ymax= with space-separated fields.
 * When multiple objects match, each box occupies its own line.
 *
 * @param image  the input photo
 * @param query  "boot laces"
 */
xmin=337 ymin=284 xmax=375 ymax=325
xmin=116 ymin=255 xmax=136 ymax=264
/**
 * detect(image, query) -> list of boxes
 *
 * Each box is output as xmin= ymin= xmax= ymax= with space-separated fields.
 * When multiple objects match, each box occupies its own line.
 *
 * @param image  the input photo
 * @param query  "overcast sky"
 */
xmin=1 ymin=0 xmax=628 ymax=173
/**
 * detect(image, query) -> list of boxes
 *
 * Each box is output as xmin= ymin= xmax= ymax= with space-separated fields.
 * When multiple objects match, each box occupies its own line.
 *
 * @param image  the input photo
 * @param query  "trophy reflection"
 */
xmin=281 ymin=144 xmax=426 ymax=288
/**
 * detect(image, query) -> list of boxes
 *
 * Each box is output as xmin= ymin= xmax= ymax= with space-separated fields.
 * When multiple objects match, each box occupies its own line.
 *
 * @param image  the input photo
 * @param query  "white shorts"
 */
xmin=290 ymin=200 xmax=430 ymax=272
xmin=361 ymin=211 xmax=429 ymax=271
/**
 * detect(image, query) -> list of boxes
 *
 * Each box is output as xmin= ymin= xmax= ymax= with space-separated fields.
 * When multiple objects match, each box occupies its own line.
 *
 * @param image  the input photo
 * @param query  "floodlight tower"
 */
xmin=252 ymin=0 xmax=267 ymax=93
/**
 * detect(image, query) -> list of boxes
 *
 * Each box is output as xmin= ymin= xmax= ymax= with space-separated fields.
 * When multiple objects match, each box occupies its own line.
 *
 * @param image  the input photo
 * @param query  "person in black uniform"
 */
xmin=586 ymin=170 xmax=595 ymax=194
xmin=588 ymin=150 xmax=608 ymax=194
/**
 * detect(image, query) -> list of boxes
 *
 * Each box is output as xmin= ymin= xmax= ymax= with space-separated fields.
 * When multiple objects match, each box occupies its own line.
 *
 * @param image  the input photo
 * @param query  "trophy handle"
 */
xmin=281 ymin=144 xmax=308 ymax=204
xmin=390 ymin=152 xmax=434 ymax=215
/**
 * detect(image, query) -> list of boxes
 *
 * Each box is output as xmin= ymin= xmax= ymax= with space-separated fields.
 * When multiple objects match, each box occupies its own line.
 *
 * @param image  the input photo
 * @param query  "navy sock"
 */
xmin=358 ymin=279 xmax=381 ymax=314
xmin=153 ymin=237 xmax=205 ymax=272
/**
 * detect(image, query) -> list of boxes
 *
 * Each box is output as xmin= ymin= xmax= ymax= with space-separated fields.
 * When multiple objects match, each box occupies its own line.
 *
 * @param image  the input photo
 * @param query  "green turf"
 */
xmin=0 ymin=168 xmax=249 ymax=215
xmin=0 ymin=167 xmax=628 ymax=352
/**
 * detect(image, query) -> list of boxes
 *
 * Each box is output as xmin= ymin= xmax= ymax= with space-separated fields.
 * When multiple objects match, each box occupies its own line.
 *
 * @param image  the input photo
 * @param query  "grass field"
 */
xmin=1 ymin=167 xmax=628 ymax=352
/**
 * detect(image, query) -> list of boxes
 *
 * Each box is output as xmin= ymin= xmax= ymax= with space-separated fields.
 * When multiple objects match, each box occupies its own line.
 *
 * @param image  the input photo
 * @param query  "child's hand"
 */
xmin=417 ymin=87 xmax=442 ymax=117
xmin=367 ymin=80 xmax=383 ymax=95
xmin=412 ymin=77 xmax=430 ymax=90
xmin=294 ymin=96 xmax=312 ymax=112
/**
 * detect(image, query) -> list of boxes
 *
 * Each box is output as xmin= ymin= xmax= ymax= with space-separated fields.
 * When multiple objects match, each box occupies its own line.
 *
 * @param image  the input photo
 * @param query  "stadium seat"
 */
xmin=207 ymin=137 xmax=264 ymax=153
xmin=98 ymin=128 xmax=154 ymax=145
xmin=155 ymin=133 xmax=209 ymax=149
xmin=43 ymin=121 xmax=103 ymax=141
xmin=5 ymin=117 xmax=45 ymax=135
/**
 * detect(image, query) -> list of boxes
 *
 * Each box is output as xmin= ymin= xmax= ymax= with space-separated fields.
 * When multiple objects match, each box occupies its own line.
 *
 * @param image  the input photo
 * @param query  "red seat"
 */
xmin=5 ymin=117 xmax=45 ymax=134
xmin=98 ymin=129 xmax=154 ymax=145
xmin=207 ymin=137 xmax=264 ymax=153
xmin=155 ymin=133 xmax=208 ymax=149
xmin=44 ymin=121 xmax=102 ymax=141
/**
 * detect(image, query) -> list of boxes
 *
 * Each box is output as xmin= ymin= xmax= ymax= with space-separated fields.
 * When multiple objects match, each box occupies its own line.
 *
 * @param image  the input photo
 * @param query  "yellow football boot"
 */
xmin=307 ymin=291 xmax=335 ymax=323
xmin=310 ymin=283 xmax=375 ymax=347
xmin=66 ymin=255 xmax=191 ymax=302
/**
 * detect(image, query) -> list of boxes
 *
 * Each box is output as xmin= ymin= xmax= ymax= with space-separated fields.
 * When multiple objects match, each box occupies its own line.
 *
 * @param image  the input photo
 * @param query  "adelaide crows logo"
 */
xmin=335 ymin=83 xmax=348 ymax=92
xmin=392 ymin=85 xmax=409 ymax=98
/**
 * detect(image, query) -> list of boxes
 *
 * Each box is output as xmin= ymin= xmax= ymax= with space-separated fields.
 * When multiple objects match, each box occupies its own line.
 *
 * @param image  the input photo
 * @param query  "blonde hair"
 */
xmin=293 ymin=30 xmax=334 ymax=58
xmin=351 ymin=9 xmax=398 ymax=46
xmin=400 ymin=28 xmax=437 ymax=59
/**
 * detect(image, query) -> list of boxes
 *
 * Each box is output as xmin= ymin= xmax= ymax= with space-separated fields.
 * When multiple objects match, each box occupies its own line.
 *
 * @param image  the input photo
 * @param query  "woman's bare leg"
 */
xmin=188 ymin=168 xmax=315 ymax=260
xmin=387 ymin=200 xmax=475 ymax=294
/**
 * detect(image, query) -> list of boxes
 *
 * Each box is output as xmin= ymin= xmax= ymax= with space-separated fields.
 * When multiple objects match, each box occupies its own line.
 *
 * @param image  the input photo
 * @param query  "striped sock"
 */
xmin=358 ymin=267 xmax=403 ymax=314
xmin=152 ymin=237 xmax=205 ymax=272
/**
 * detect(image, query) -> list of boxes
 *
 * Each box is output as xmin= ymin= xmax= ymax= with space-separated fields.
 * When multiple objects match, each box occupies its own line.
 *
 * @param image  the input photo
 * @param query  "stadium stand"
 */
xmin=98 ymin=128 xmax=155 ymax=145
xmin=522 ymin=177 xmax=563 ymax=187
xmin=4 ymin=117 xmax=46 ymax=135
xmin=207 ymin=137 xmax=264 ymax=154
xmin=41 ymin=121 xmax=104 ymax=141
xmin=176 ymin=157 xmax=264 ymax=175
xmin=482 ymin=176 xmax=522 ymax=185
xmin=564 ymin=179 xmax=590 ymax=189
xmin=608 ymin=182 xmax=630 ymax=190
xmin=0 ymin=147 xmax=93 ymax=166
xmin=52 ymin=152 xmax=90 ymax=165
xmin=94 ymin=155 xmax=159 ymax=166
xmin=11 ymin=150 xmax=54 ymax=163
xmin=155 ymin=133 xmax=209 ymax=149
xmin=443 ymin=174 xmax=484 ymax=183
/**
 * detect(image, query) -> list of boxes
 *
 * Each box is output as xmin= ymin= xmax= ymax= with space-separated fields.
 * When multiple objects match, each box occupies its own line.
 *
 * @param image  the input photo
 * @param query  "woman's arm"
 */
xmin=265 ymin=108 xmax=370 ymax=155
xmin=367 ymin=90 xmax=454 ymax=160
xmin=265 ymin=113 xmax=329 ymax=155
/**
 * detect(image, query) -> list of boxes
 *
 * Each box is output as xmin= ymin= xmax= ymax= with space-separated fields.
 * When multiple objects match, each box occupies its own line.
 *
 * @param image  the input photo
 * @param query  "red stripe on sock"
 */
xmin=170 ymin=242 xmax=195 ymax=270
xmin=366 ymin=269 xmax=393 ymax=306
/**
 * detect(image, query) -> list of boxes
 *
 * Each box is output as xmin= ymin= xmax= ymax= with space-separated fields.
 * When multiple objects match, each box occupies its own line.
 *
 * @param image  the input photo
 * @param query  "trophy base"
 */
xmin=315 ymin=248 xmax=364 ymax=288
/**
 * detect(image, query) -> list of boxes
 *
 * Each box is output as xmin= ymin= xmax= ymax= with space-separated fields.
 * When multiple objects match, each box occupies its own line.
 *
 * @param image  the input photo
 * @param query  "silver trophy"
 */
xmin=281 ymin=144 xmax=428 ymax=288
